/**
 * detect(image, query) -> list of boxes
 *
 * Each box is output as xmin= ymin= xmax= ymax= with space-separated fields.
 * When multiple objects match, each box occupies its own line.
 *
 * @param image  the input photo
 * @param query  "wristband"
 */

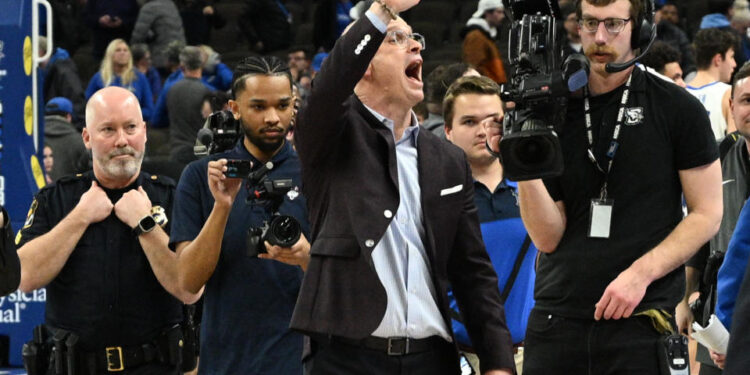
xmin=374 ymin=0 xmax=398 ymax=20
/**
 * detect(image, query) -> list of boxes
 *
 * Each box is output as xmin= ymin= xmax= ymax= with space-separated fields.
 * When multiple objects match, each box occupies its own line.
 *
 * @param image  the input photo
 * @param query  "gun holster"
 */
xmin=180 ymin=304 xmax=199 ymax=372
xmin=22 ymin=325 xmax=52 ymax=375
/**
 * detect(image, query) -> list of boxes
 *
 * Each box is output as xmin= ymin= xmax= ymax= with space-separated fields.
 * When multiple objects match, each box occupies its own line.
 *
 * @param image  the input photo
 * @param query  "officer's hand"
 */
xmin=207 ymin=159 xmax=242 ymax=208
xmin=675 ymin=299 xmax=694 ymax=335
xmin=76 ymin=181 xmax=114 ymax=224
xmin=594 ymin=266 xmax=650 ymax=320
xmin=482 ymin=114 xmax=503 ymax=155
xmin=710 ymin=350 xmax=726 ymax=369
xmin=114 ymin=186 xmax=152 ymax=228
xmin=259 ymin=233 xmax=311 ymax=271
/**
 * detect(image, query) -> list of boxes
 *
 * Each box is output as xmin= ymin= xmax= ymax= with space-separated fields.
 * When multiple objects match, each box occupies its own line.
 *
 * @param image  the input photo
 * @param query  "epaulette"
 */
xmin=146 ymin=174 xmax=176 ymax=188
xmin=37 ymin=173 xmax=88 ymax=193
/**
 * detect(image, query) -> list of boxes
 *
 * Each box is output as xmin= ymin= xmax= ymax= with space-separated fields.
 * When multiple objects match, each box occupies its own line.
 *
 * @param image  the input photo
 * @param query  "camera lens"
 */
xmin=512 ymin=137 xmax=554 ymax=166
xmin=267 ymin=215 xmax=302 ymax=247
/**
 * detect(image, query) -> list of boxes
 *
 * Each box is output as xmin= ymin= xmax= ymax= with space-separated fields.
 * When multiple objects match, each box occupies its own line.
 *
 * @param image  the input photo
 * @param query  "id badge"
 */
xmin=589 ymin=199 xmax=614 ymax=238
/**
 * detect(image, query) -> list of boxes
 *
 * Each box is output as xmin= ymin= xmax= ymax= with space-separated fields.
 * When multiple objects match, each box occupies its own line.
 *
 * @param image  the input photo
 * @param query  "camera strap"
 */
xmin=583 ymin=72 xmax=633 ymax=200
xmin=583 ymin=73 xmax=632 ymax=239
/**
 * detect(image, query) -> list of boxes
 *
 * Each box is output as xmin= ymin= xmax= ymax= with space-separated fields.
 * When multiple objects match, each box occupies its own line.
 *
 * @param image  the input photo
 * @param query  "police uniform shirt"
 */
xmin=16 ymin=171 xmax=182 ymax=350
xmin=169 ymin=140 xmax=310 ymax=375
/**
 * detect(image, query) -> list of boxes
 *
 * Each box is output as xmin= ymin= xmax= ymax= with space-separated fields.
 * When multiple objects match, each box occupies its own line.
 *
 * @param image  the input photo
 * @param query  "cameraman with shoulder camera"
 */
xmin=171 ymin=56 xmax=310 ymax=375
xmin=486 ymin=0 xmax=722 ymax=373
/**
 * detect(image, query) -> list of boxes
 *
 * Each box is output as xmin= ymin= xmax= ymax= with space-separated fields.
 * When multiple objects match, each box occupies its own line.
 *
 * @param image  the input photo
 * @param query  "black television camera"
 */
xmin=244 ymin=161 xmax=302 ymax=257
xmin=194 ymin=110 xmax=242 ymax=157
xmin=497 ymin=0 xmax=589 ymax=181
xmin=193 ymin=110 xmax=302 ymax=256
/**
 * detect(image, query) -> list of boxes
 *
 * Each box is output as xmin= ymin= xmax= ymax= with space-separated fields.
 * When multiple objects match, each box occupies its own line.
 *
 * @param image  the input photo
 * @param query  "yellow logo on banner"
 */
xmin=30 ymin=155 xmax=45 ymax=189
xmin=24 ymin=96 xmax=32 ymax=135
xmin=23 ymin=36 xmax=31 ymax=76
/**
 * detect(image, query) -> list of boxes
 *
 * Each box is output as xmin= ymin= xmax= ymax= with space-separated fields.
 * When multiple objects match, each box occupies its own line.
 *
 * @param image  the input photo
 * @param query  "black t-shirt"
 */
xmin=536 ymin=67 xmax=719 ymax=319
xmin=16 ymin=171 xmax=182 ymax=350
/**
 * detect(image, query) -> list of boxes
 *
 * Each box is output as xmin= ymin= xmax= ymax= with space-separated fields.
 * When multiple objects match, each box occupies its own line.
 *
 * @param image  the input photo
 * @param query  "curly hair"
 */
xmin=640 ymin=40 xmax=681 ymax=73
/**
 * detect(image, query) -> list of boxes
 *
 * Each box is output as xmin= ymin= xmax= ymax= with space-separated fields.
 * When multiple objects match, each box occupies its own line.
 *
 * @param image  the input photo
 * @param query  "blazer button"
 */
xmin=365 ymin=239 xmax=375 ymax=247
xmin=383 ymin=210 xmax=393 ymax=218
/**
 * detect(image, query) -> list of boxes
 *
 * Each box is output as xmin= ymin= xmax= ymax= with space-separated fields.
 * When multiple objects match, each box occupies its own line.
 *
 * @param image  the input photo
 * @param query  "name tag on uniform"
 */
xmin=589 ymin=199 xmax=613 ymax=238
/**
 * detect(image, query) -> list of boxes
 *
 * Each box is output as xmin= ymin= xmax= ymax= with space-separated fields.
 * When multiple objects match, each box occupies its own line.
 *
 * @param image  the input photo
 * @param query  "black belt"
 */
xmin=329 ymin=335 xmax=448 ymax=356
xmin=93 ymin=343 xmax=161 ymax=372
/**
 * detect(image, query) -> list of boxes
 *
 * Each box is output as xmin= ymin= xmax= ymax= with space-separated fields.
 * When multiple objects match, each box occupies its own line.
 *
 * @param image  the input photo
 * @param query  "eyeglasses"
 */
xmin=386 ymin=30 xmax=426 ymax=51
xmin=578 ymin=17 xmax=631 ymax=34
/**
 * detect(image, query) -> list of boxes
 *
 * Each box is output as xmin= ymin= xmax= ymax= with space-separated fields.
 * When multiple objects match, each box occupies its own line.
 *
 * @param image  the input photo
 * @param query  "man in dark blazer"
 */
xmin=292 ymin=1 xmax=515 ymax=374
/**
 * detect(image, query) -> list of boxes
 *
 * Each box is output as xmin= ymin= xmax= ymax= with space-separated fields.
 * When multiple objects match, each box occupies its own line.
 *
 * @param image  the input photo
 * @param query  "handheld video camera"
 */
xmin=244 ymin=161 xmax=302 ymax=257
xmin=498 ymin=0 xmax=589 ymax=181
xmin=194 ymin=110 xmax=241 ymax=157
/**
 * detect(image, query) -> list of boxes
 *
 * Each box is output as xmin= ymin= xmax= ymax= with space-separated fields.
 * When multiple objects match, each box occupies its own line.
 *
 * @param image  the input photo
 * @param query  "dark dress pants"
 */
xmin=523 ymin=309 xmax=664 ymax=375
xmin=307 ymin=337 xmax=459 ymax=375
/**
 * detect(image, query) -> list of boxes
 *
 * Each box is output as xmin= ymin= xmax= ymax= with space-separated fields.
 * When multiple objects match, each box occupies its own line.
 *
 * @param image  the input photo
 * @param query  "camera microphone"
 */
xmin=197 ymin=128 xmax=214 ymax=146
xmin=605 ymin=27 xmax=657 ymax=73
xmin=563 ymin=53 xmax=590 ymax=92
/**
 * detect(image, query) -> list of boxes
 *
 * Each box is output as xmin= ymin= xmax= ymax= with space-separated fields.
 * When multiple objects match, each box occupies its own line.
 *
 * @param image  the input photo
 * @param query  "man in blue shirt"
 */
xmin=170 ymin=56 xmax=310 ymax=374
xmin=443 ymin=75 xmax=536 ymax=375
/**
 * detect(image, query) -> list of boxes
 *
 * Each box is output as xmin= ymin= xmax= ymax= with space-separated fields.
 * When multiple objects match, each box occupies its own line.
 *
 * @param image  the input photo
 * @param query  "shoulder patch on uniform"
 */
xmin=22 ymin=199 xmax=38 ymax=229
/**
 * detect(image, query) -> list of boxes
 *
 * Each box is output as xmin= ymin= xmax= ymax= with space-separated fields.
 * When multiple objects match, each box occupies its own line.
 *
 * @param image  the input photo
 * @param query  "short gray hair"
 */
xmin=179 ymin=46 xmax=204 ymax=71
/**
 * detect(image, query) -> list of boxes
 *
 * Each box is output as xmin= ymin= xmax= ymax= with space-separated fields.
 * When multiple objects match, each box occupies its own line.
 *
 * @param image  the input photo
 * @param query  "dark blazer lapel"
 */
xmin=354 ymin=97 xmax=399 ymax=190
xmin=416 ymin=134 xmax=441 ymax=264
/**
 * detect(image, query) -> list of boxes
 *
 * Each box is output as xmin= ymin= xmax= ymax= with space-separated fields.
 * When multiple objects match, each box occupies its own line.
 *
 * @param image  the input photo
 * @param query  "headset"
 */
xmin=605 ymin=0 xmax=657 ymax=72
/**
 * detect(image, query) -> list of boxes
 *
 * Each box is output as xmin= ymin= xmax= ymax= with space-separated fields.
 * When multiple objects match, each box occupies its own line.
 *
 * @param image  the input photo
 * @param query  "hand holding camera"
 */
xmin=259 ymin=233 xmax=311 ymax=271
xmin=208 ymin=159 xmax=244 ymax=208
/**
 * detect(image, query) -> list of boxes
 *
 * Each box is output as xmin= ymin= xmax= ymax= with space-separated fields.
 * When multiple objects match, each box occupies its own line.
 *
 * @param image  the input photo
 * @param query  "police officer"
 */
xmin=16 ymin=86 xmax=199 ymax=375
xmin=0 ymin=206 xmax=20 ymax=296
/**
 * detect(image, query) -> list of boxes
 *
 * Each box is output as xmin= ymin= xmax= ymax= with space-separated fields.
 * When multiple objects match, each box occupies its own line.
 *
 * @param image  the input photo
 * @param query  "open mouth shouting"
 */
xmin=405 ymin=59 xmax=423 ymax=86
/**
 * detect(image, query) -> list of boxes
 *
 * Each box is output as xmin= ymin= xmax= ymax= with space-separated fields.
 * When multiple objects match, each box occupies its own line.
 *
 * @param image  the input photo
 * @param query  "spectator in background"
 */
xmin=443 ymin=75 xmax=536 ymax=375
xmin=560 ymin=2 xmax=582 ymax=57
xmin=288 ymin=46 xmax=312 ymax=84
xmin=132 ymin=43 xmax=163 ymax=101
xmin=423 ymin=63 xmax=479 ymax=138
xmin=655 ymin=3 xmax=697 ymax=79
xmin=238 ymin=0 xmax=292 ymax=53
xmin=688 ymin=28 xmax=738 ymax=142
xmin=640 ymin=41 xmax=687 ymax=87
xmin=152 ymin=45 xmax=216 ymax=129
xmin=177 ymin=0 xmax=225 ymax=45
xmin=83 ymin=0 xmax=139 ymax=60
xmin=167 ymin=46 xmax=214 ymax=169
xmin=200 ymin=91 xmax=231 ymax=119
xmin=313 ymin=0 xmax=354 ymax=52
xmin=131 ymin=0 xmax=186 ymax=71
xmin=461 ymin=0 xmax=507 ymax=84
xmin=38 ymin=36 xmax=86 ymax=128
xmin=43 ymin=97 xmax=90 ymax=182
xmin=311 ymin=52 xmax=328 ymax=78
xmin=43 ymin=145 xmax=54 ymax=185
xmin=86 ymin=39 xmax=154 ymax=121
xmin=200 ymin=45 xmax=233 ymax=92
xmin=701 ymin=0 xmax=748 ymax=71
xmin=164 ymin=40 xmax=188 ymax=84
xmin=731 ymin=8 xmax=750 ymax=63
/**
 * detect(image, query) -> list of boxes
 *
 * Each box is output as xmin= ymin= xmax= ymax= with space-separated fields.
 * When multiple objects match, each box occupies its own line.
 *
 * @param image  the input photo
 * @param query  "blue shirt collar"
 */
xmin=362 ymin=103 xmax=421 ymax=147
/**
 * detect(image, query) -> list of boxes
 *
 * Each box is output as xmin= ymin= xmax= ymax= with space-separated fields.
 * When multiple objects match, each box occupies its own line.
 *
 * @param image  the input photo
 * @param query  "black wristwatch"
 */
xmin=133 ymin=215 xmax=157 ymax=236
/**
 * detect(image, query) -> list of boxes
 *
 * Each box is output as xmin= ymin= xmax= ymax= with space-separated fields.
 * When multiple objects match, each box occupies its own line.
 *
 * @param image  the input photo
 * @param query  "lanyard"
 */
xmin=583 ymin=73 xmax=632 ymax=200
